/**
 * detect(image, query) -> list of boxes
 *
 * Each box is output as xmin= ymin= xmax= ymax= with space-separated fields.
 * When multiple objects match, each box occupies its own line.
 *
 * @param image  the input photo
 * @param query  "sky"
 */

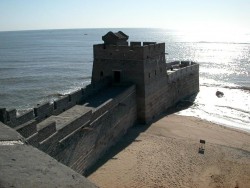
xmin=0 ymin=0 xmax=249 ymax=32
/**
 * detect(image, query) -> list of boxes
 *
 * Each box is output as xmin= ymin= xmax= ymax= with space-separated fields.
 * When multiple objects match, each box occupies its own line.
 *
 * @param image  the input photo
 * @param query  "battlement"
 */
xmin=0 ymin=78 xmax=111 ymax=130
xmin=167 ymin=62 xmax=199 ymax=83
xmin=94 ymin=42 xmax=165 ymax=61
xmin=0 ymin=31 xmax=199 ymax=179
xmin=26 ymin=84 xmax=137 ymax=174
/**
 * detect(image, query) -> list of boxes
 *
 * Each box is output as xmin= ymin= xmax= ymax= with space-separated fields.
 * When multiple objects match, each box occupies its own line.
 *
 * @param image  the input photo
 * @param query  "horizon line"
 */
xmin=1 ymin=27 xmax=250 ymax=34
xmin=0 ymin=27 xmax=170 ymax=33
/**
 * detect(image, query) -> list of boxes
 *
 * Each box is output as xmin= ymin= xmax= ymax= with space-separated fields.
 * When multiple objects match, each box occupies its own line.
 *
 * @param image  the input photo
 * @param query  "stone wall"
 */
xmin=64 ymin=88 xmax=136 ymax=174
xmin=25 ymin=85 xmax=137 ymax=175
xmin=0 ymin=33 xmax=200 ymax=184
xmin=143 ymin=63 xmax=199 ymax=122
xmin=0 ymin=78 xmax=111 ymax=133
xmin=93 ymin=42 xmax=165 ymax=62
xmin=168 ymin=63 xmax=199 ymax=83
xmin=92 ymin=42 xmax=166 ymax=123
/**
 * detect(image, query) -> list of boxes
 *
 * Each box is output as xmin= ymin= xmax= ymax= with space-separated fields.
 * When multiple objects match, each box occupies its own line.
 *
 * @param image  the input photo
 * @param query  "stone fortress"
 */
xmin=0 ymin=31 xmax=199 ymax=186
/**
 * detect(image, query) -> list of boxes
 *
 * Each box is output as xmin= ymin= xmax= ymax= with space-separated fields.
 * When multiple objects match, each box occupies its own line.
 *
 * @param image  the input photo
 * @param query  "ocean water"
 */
xmin=0 ymin=28 xmax=249 ymax=132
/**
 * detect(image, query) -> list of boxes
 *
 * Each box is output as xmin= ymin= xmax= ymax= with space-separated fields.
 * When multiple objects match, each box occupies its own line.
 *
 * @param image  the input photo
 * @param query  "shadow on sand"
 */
xmin=85 ymin=93 xmax=197 ymax=177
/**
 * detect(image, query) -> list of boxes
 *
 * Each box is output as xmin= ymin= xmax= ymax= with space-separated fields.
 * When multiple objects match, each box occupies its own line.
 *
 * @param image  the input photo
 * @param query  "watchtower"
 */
xmin=92 ymin=31 xmax=167 ymax=123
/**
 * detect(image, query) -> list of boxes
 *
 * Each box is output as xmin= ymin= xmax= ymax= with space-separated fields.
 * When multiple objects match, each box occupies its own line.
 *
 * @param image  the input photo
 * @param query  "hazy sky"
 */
xmin=0 ymin=0 xmax=249 ymax=32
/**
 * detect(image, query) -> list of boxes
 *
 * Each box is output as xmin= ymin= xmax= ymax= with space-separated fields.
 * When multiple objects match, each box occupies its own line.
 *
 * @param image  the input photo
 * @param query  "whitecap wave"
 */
xmin=177 ymin=84 xmax=250 ymax=132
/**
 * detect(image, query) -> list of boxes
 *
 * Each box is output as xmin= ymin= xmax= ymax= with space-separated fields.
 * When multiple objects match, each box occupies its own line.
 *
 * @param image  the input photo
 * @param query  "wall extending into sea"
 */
xmin=0 ymin=62 xmax=198 ymax=175
xmin=143 ymin=62 xmax=199 ymax=122
xmin=0 ymin=35 xmax=199 ymax=176
xmin=0 ymin=78 xmax=138 ymax=175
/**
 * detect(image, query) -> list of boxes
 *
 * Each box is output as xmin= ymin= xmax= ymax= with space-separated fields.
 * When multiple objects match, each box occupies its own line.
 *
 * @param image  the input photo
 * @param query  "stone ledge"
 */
xmin=0 ymin=122 xmax=97 ymax=188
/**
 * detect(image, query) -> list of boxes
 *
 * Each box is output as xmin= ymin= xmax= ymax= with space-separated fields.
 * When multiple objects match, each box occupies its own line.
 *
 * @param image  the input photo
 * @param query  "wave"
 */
xmin=0 ymin=60 xmax=30 ymax=63
xmin=197 ymin=41 xmax=250 ymax=45
xmin=215 ymin=105 xmax=250 ymax=115
xmin=46 ymin=93 xmax=66 ymax=98
xmin=16 ymin=108 xmax=34 ymax=116
xmin=45 ymin=87 xmax=83 ymax=99
xmin=0 ymin=67 xmax=17 ymax=70
xmin=176 ymin=41 xmax=250 ymax=45
xmin=222 ymin=85 xmax=250 ymax=92
xmin=77 ymin=76 xmax=91 ymax=80
xmin=215 ymin=113 xmax=250 ymax=125
xmin=201 ymin=83 xmax=250 ymax=92
xmin=183 ymin=103 xmax=250 ymax=126
xmin=0 ymin=93 xmax=9 ymax=97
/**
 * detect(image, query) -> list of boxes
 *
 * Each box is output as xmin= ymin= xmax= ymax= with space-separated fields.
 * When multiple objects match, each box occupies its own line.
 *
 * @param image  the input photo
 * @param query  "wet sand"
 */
xmin=87 ymin=114 xmax=250 ymax=188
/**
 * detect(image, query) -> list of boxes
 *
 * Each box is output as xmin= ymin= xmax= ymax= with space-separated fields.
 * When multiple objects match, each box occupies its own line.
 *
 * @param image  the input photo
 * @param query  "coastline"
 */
xmin=88 ymin=114 xmax=250 ymax=188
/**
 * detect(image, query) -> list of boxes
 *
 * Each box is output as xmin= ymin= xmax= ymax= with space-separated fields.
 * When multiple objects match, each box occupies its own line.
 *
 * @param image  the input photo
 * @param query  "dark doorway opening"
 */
xmin=114 ymin=71 xmax=121 ymax=83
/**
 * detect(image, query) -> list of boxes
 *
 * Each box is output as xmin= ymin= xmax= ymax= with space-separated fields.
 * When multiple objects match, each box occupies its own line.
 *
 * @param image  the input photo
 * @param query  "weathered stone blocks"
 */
xmin=15 ymin=120 xmax=37 ymax=138
xmin=34 ymin=102 xmax=53 ymax=121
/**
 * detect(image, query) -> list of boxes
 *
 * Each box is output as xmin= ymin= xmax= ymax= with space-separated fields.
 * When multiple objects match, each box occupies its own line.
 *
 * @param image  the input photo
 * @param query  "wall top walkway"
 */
xmin=0 ymin=122 xmax=97 ymax=188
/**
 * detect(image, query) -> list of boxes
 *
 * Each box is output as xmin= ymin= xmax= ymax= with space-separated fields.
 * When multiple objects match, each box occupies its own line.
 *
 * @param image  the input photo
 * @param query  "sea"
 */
xmin=0 ymin=28 xmax=249 ymax=132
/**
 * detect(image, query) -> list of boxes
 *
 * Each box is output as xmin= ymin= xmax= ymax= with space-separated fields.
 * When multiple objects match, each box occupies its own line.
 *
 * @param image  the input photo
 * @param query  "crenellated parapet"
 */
xmin=0 ymin=78 xmax=111 ymax=135
xmin=0 ymin=31 xmax=199 ymax=177
xmin=167 ymin=62 xmax=199 ymax=83
xmin=94 ymin=42 xmax=165 ymax=61
xmin=24 ymin=84 xmax=137 ymax=175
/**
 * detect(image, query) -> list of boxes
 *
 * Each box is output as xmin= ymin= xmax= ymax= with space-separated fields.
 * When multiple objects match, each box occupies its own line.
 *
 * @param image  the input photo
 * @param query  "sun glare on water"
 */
xmin=181 ymin=28 xmax=249 ymax=43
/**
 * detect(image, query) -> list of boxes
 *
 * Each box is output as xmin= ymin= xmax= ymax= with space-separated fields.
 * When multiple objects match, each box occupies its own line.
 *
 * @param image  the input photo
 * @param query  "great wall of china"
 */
xmin=0 ymin=31 xmax=199 ymax=187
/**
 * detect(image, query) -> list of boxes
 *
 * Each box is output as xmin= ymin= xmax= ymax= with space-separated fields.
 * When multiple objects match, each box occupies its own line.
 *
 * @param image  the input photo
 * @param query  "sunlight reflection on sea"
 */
xmin=0 ymin=28 xmax=249 ymax=131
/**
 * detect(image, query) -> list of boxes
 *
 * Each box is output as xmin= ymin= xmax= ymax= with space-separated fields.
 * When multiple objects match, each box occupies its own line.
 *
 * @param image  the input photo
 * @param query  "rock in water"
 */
xmin=216 ymin=91 xmax=224 ymax=98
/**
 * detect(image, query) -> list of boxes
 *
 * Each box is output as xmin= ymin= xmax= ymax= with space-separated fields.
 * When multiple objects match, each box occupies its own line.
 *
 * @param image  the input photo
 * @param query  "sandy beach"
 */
xmin=87 ymin=114 xmax=250 ymax=188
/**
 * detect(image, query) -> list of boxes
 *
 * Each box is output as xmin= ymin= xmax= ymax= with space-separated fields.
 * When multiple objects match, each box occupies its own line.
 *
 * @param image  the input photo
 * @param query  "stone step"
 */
xmin=14 ymin=120 xmax=37 ymax=138
xmin=39 ymin=105 xmax=92 ymax=130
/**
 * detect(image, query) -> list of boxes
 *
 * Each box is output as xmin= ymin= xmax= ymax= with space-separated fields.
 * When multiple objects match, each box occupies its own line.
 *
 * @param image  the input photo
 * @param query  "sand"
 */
xmin=87 ymin=114 xmax=250 ymax=188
